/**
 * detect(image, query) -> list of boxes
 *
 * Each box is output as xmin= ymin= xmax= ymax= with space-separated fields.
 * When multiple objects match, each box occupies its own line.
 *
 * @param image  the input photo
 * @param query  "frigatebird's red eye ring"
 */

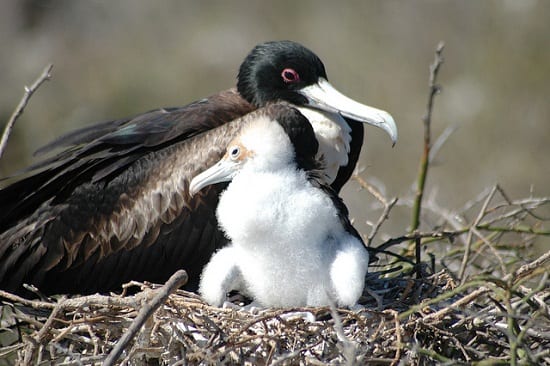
xmin=281 ymin=68 xmax=300 ymax=83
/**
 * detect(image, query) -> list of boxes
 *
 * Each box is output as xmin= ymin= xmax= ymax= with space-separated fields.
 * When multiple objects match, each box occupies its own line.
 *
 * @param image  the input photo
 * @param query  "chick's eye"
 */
xmin=229 ymin=146 xmax=240 ymax=159
xmin=281 ymin=68 xmax=300 ymax=83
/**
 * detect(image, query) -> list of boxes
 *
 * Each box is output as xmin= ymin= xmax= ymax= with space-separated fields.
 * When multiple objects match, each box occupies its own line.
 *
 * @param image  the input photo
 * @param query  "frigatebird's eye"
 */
xmin=229 ymin=146 xmax=240 ymax=160
xmin=281 ymin=68 xmax=300 ymax=83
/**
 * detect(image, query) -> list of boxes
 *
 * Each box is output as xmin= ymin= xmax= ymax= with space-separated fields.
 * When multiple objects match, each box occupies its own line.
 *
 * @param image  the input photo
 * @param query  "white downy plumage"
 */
xmin=190 ymin=112 xmax=369 ymax=307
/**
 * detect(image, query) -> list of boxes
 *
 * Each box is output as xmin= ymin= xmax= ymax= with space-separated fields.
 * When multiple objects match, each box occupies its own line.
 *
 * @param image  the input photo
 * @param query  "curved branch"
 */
xmin=0 ymin=64 xmax=53 ymax=159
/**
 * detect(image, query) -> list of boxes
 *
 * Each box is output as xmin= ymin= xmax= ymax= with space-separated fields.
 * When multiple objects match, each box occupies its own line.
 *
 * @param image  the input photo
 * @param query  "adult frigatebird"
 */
xmin=0 ymin=40 xmax=396 ymax=296
xmin=190 ymin=103 xmax=369 ymax=307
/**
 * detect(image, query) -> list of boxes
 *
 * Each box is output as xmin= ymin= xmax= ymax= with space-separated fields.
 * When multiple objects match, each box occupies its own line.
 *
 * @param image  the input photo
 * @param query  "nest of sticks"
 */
xmin=1 ymin=44 xmax=549 ymax=365
xmin=0 ymin=199 xmax=548 ymax=365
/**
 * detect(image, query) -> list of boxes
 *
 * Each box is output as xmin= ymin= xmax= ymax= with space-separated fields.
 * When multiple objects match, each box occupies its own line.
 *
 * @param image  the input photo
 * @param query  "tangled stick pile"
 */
xmin=0 ymin=242 xmax=548 ymax=365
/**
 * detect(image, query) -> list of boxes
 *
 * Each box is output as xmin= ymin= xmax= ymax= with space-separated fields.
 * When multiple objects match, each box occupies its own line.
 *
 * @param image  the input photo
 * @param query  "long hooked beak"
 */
xmin=299 ymin=78 xmax=398 ymax=145
xmin=189 ymin=159 xmax=239 ymax=196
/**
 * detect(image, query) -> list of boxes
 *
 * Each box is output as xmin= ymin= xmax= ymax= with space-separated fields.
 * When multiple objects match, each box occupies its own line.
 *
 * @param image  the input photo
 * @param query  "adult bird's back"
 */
xmin=0 ymin=40 xmax=397 ymax=297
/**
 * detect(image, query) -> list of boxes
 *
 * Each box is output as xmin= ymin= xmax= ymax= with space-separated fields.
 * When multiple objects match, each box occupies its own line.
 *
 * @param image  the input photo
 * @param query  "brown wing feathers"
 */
xmin=0 ymin=90 xmax=253 ymax=296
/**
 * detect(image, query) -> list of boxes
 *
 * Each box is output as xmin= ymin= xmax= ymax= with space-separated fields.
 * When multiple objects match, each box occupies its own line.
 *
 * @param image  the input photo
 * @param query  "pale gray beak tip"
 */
xmin=299 ymin=78 xmax=398 ymax=146
xmin=381 ymin=111 xmax=398 ymax=146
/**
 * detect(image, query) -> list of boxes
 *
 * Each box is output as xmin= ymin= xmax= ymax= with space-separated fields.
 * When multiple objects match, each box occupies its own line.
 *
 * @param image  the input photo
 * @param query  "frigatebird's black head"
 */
xmin=237 ymin=40 xmax=398 ymax=145
xmin=237 ymin=40 xmax=327 ymax=106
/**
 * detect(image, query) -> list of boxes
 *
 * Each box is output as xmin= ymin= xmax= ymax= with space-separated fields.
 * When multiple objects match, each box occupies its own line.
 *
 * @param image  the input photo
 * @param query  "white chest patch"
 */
xmin=297 ymin=107 xmax=352 ymax=183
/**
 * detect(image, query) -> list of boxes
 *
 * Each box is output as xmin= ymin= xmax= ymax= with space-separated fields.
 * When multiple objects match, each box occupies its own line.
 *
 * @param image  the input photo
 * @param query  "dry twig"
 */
xmin=0 ymin=64 xmax=53 ymax=159
xmin=410 ymin=42 xmax=445 ymax=232
xmin=103 ymin=270 xmax=188 ymax=366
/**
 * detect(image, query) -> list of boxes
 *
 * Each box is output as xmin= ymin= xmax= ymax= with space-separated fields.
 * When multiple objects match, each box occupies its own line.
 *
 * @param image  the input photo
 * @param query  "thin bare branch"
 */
xmin=423 ymin=287 xmax=491 ymax=322
xmin=368 ymin=197 xmax=398 ymax=246
xmin=376 ymin=230 xmax=460 ymax=252
xmin=459 ymin=185 xmax=499 ymax=282
xmin=410 ymin=42 xmax=445 ymax=232
xmin=102 ymin=269 xmax=188 ymax=366
xmin=505 ymin=249 xmax=550 ymax=285
xmin=352 ymin=174 xmax=399 ymax=246
xmin=22 ymin=296 xmax=66 ymax=366
xmin=352 ymin=174 xmax=390 ymax=206
xmin=429 ymin=123 xmax=458 ymax=164
xmin=0 ymin=64 xmax=53 ymax=159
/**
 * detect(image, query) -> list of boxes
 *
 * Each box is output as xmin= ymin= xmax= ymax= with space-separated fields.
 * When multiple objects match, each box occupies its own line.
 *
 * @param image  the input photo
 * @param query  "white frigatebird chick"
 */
xmin=190 ymin=103 xmax=369 ymax=307
xmin=0 ymin=41 xmax=395 ymax=296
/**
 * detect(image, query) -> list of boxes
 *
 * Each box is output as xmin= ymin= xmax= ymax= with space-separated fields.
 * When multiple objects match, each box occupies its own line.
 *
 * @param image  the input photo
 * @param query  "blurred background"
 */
xmin=1 ymin=1 xmax=548 ymax=250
